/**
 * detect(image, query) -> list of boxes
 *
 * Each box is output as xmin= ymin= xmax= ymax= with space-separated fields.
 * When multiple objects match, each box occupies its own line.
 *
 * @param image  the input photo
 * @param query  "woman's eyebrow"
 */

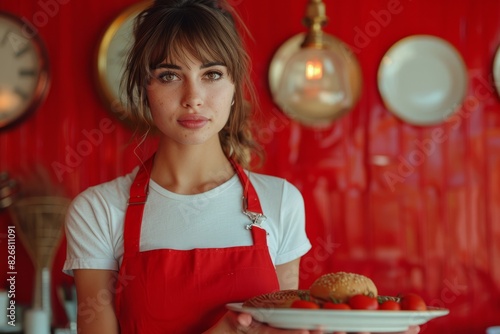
xmin=154 ymin=63 xmax=181 ymax=70
xmin=153 ymin=61 xmax=225 ymax=70
xmin=201 ymin=61 xmax=225 ymax=69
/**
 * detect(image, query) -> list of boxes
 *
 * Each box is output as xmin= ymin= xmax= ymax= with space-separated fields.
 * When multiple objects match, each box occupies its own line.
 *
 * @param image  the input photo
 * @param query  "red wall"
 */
xmin=1 ymin=0 xmax=500 ymax=333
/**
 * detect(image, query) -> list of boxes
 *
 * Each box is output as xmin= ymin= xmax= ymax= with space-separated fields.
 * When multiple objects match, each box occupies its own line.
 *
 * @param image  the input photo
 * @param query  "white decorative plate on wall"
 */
xmin=378 ymin=35 xmax=468 ymax=126
xmin=494 ymin=44 xmax=500 ymax=97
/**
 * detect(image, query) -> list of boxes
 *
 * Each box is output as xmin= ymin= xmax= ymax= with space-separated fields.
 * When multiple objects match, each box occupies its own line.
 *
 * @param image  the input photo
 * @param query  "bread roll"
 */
xmin=243 ymin=289 xmax=310 ymax=308
xmin=309 ymin=272 xmax=377 ymax=303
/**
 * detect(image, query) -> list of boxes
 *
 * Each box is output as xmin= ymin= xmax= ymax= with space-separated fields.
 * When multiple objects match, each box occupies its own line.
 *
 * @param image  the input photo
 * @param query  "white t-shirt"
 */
xmin=63 ymin=167 xmax=311 ymax=275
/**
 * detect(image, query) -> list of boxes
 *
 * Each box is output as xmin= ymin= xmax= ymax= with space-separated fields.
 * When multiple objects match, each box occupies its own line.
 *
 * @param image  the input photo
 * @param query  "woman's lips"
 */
xmin=177 ymin=115 xmax=209 ymax=129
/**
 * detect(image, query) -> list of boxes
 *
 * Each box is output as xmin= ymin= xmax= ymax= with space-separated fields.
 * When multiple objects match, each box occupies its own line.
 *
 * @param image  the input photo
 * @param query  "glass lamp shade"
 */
xmin=274 ymin=47 xmax=353 ymax=125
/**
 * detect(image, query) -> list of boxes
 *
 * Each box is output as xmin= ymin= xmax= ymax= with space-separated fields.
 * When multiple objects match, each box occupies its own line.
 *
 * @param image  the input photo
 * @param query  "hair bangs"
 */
xmin=147 ymin=7 xmax=238 ymax=79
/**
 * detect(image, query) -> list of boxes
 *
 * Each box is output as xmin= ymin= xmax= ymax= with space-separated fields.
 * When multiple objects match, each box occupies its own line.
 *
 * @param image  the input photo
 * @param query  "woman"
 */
xmin=64 ymin=0 xmax=313 ymax=333
xmin=64 ymin=1 xmax=419 ymax=333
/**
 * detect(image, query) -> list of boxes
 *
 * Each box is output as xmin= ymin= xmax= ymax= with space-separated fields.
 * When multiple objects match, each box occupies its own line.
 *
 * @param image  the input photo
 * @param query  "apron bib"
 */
xmin=115 ymin=156 xmax=280 ymax=333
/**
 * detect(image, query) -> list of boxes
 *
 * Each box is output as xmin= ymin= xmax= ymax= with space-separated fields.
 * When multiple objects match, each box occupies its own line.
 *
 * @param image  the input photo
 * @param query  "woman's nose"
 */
xmin=181 ymin=81 xmax=203 ymax=108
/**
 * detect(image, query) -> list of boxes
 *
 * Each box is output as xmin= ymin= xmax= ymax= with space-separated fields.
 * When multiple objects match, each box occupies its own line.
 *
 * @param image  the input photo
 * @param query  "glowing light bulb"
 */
xmin=268 ymin=0 xmax=360 ymax=126
xmin=275 ymin=48 xmax=352 ymax=124
xmin=305 ymin=60 xmax=323 ymax=80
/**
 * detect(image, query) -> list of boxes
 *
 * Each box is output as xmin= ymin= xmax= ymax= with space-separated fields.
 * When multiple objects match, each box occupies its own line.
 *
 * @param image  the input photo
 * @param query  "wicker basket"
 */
xmin=9 ymin=196 xmax=70 ymax=321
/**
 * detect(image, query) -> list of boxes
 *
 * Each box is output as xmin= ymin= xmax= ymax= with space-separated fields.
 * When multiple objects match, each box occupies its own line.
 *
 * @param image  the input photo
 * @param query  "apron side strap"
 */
xmin=123 ymin=156 xmax=154 ymax=257
xmin=123 ymin=203 xmax=145 ymax=256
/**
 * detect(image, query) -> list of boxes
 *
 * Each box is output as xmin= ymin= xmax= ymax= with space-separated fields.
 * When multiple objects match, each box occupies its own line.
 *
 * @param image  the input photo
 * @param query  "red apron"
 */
xmin=115 ymin=156 xmax=280 ymax=333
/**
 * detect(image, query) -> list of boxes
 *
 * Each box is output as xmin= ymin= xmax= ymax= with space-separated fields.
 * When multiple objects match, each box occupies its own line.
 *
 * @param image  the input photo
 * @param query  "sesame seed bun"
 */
xmin=243 ymin=289 xmax=310 ymax=308
xmin=309 ymin=272 xmax=378 ymax=303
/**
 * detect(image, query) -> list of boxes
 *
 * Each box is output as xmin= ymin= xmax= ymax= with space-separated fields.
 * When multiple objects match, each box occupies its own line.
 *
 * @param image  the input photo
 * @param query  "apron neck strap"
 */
xmin=124 ymin=155 xmax=265 ymax=257
xmin=228 ymin=158 xmax=263 ymax=215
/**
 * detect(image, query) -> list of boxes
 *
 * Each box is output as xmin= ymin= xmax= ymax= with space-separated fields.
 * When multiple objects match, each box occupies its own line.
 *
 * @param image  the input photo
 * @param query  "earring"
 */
xmin=231 ymin=99 xmax=235 ymax=106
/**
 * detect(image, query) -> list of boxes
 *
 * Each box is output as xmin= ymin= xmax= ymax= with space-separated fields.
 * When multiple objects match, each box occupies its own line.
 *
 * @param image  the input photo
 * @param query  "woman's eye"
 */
xmin=158 ymin=72 xmax=178 ymax=82
xmin=205 ymin=71 xmax=223 ymax=81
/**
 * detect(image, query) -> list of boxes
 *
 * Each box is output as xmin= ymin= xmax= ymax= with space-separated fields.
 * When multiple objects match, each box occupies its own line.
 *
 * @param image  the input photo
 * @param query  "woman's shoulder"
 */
xmin=248 ymin=171 xmax=288 ymax=185
xmin=70 ymin=167 xmax=138 ymax=210
xmin=247 ymin=171 xmax=303 ymax=201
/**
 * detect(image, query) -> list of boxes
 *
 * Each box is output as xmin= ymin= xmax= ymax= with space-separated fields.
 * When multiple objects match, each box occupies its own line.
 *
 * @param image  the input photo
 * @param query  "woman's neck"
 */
xmin=150 ymin=141 xmax=235 ymax=195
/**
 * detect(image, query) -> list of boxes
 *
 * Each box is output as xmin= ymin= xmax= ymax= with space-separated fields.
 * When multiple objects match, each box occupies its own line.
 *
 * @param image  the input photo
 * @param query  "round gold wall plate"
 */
xmin=268 ymin=33 xmax=363 ymax=126
xmin=95 ymin=1 xmax=151 ymax=126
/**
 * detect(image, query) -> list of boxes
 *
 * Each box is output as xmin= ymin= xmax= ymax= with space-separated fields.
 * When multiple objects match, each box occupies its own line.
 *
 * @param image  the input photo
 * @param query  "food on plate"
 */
xmin=348 ymin=294 xmax=379 ymax=310
xmin=290 ymin=300 xmax=320 ymax=309
xmin=309 ymin=271 xmax=378 ymax=303
xmin=242 ymin=289 xmax=310 ymax=308
xmin=399 ymin=292 xmax=427 ymax=310
xmin=241 ymin=272 xmax=430 ymax=313
xmin=378 ymin=299 xmax=401 ymax=310
xmin=322 ymin=302 xmax=351 ymax=310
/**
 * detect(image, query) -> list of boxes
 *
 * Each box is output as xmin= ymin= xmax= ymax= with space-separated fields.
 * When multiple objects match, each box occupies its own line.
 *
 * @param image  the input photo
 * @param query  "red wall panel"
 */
xmin=1 ymin=0 xmax=500 ymax=333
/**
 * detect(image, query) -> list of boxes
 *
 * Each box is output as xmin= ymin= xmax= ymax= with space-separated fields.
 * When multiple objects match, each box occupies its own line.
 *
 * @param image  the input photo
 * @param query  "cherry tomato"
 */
xmin=323 ymin=302 xmax=351 ymax=310
xmin=291 ymin=300 xmax=320 ymax=309
xmin=379 ymin=300 xmax=401 ymax=310
xmin=348 ymin=294 xmax=379 ymax=310
xmin=399 ymin=293 xmax=427 ymax=311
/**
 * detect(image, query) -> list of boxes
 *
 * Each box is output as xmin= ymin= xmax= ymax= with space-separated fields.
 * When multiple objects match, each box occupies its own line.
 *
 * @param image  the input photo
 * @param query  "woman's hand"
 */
xmin=334 ymin=326 xmax=420 ymax=334
xmin=204 ymin=311 xmax=324 ymax=334
xmin=402 ymin=326 xmax=421 ymax=334
xmin=204 ymin=311 xmax=419 ymax=334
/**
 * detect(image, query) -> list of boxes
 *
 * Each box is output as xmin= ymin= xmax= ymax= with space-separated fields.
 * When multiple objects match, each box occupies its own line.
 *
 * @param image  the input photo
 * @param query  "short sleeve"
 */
xmin=274 ymin=181 xmax=312 ymax=265
xmin=62 ymin=189 xmax=120 ymax=276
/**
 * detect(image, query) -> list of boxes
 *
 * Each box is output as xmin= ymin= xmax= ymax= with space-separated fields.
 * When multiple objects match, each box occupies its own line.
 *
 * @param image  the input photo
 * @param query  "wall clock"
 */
xmin=0 ymin=11 xmax=50 ymax=130
xmin=95 ymin=1 xmax=151 ymax=126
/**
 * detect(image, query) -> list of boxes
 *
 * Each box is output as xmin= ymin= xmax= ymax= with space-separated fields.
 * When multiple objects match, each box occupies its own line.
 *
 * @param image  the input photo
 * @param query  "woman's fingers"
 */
xmin=235 ymin=312 xmax=318 ymax=333
xmin=236 ymin=312 xmax=253 ymax=327
xmin=234 ymin=313 xmax=419 ymax=334
xmin=376 ymin=327 xmax=421 ymax=334
xmin=407 ymin=326 xmax=421 ymax=334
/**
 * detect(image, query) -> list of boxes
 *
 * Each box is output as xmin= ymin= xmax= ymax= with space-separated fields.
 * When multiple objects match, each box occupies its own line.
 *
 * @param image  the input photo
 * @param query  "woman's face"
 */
xmin=146 ymin=51 xmax=235 ymax=147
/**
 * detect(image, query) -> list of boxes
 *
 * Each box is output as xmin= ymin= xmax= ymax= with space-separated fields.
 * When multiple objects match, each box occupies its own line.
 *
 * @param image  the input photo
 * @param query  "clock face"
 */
xmin=96 ymin=1 xmax=151 ymax=125
xmin=0 ymin=12 xmax=50 ymax=129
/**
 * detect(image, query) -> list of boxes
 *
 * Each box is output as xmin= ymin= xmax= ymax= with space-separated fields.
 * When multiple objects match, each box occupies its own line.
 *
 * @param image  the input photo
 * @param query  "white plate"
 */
xmin=227 ymin=303 xmax=449 ymax=333
xmin=378 ymin=35 xmax=467 ymax=126
xmin=494 ymin=45 xmax=500 ymax=97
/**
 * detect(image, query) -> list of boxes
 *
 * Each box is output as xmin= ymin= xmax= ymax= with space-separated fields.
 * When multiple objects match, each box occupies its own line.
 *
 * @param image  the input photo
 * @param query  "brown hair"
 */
xmin=124 ymin=0 xmax=262 ymax=168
